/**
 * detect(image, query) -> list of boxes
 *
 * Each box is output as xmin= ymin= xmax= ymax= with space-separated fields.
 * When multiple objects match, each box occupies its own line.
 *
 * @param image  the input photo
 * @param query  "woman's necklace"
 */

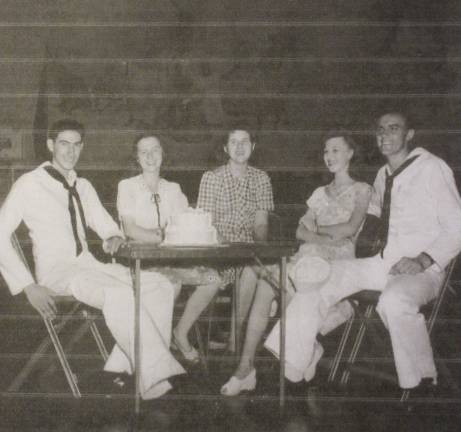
xmin=328 ymin=179 xmax=355 ymax=198
xmin=151 ymin=193 xmax=161 ymax=229
xmin=141 ymin=176 xmax=162 ymax=228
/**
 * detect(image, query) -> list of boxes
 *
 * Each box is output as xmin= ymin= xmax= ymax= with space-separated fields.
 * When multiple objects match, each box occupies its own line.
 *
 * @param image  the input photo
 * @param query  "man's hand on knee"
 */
xmin=389 ymin=257 xmax=424 ymax=276
xmin=23 ymin=283 xmax=57 ymax=320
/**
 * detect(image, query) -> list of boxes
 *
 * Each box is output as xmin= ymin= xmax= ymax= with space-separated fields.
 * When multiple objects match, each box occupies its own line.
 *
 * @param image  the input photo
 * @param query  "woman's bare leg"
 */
xmin=233 ymin=278 xmax=276 ymax=379
xmin=174 ymin=282 xmax=221 ymax=350
xmin=229 ymin=266 xmax=259 ymax=351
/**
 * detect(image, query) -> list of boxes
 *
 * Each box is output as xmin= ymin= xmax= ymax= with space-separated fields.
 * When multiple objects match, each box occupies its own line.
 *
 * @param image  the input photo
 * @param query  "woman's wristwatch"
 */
xmin=416 ymin=252 xmax=435 ymax=270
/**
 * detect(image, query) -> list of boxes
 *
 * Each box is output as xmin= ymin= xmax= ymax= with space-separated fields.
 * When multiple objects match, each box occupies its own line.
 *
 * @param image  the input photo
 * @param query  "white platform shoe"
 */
xmin=220 ymin=369 xmax=257 ymax=396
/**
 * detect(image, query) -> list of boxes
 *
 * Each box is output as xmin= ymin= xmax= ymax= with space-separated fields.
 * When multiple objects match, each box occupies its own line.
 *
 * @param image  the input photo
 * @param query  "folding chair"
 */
xmin=328 ymin=256 xmax=458 ymax=402
xmin=7 ymin=233 xmax=109 ymax=397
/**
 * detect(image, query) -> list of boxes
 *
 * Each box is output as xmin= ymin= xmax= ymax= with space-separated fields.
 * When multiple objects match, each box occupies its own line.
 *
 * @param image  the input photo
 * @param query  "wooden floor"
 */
xmin=1 ymin=373 xmax=461 ymax=432
xmin=1 ymin=290 xmax=461 ymax=431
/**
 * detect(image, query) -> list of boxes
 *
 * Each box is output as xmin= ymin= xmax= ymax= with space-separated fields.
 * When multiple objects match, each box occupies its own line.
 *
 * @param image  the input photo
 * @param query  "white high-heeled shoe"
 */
xmin=220 ymin=369 xmax=257 ymax=396
xmin=172 ymin=331 xmax=200 ymax=364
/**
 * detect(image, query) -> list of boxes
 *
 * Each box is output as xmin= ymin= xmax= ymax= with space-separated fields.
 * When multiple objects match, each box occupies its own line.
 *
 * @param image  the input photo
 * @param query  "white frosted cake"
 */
xmin=163 ymin=208 xmax=218 ymax=245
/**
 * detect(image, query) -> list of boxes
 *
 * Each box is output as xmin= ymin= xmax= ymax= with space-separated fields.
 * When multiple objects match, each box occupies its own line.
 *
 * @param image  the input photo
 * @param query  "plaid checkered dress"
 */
xmin=197 ymin=164 xmax=274 ymax=283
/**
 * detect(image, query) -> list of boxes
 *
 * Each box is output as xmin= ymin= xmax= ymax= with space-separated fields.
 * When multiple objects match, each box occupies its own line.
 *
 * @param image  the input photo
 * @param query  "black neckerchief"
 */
xmin=44 ymin=165 xmax=88 ymax=255
xmin=377 ymin=155 xmax=419 ymax=257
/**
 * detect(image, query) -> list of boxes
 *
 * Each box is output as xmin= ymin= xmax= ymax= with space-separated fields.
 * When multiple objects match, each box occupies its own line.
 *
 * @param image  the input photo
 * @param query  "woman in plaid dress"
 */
xmin=197 ymin=129 xmax=274 ymax=350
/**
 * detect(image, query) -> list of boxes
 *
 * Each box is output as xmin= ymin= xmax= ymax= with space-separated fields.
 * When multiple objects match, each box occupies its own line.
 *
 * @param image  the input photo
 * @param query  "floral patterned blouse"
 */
xmin=293 ymin=181 xmax=372 ymax=262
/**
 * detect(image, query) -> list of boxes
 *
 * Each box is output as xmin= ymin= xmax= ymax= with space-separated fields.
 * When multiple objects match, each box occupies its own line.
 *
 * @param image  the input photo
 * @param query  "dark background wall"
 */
xmin=0 ymin=0 xmax=460 ymax=213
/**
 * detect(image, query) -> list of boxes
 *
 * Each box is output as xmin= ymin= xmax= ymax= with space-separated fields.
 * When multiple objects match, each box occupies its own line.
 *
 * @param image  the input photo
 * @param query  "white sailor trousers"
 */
xmin=265 ymin=254 xmax=444 ymax=389
xmin=42 ymin=252 xmax=185 ymax=399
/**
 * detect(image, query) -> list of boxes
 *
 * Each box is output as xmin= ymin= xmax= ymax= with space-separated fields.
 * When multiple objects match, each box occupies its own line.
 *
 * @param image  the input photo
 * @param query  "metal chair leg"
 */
xmin=7 ymin=328 xmax=56 ymax=393
xmin=9 ymin=234 xmax=108 ymax=398
xmin=9 ymin=306 xmax=108 ymax=398
xmin=42 ymin=310 xmax=109 ymax=377
xmin=328 ymin=310 xmax=355 ymax=383
xmin=42 ymin=319 xmax=94 ymax=377
xmin=44 ymin=318 xmax=81 ymax=397
xmin=85 ymin=312 xmax=109 ymax=361
xmin=7 ymin=304 xmax=80 ymax=394
xmin=340 ymin=304 xmax=374 ymax=385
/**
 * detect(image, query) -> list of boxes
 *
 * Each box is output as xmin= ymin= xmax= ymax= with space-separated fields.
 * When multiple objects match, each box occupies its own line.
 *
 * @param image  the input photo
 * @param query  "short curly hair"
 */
xmin=131 ymin=132 xmax=167 ymax=167
xmin=48 ymin=119 xmax=85 ymax=141
xmin=322 ymin=130 xmax=360 ymax=166
xmin=322 ymin=130 xmax=358 ymax=152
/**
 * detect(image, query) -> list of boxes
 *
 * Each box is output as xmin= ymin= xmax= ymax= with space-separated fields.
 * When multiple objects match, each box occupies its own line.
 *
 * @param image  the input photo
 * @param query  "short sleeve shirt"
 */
xmin=117 ymin=175 xmax=188 ymax=230
xmin=197 ymin=164 xmax=274 ymax=242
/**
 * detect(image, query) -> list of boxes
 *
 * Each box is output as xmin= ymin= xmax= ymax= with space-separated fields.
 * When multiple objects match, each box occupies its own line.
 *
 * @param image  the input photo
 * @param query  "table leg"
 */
xmin=280 ymin=256 xmax=287 ymax=409
xmin=130 ymin=259 xmax=142 ymax=415
xmin=233 ymin=270 xmax=240 ymax=357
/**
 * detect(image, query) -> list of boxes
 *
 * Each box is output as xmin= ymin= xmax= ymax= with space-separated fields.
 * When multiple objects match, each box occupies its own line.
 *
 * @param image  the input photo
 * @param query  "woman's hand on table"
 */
xmin=299 ymin=214 xmax=317 ymax=233
xmin=121 ymin=216 xmax=163 ymax=244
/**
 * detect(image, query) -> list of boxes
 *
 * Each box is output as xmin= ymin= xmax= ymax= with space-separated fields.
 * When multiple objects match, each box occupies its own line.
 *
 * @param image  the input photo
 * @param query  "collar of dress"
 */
xmin=224 ymin=163 xmax=252 ymax=181
xmin=137 ymin=174 xmax=164 ymax=195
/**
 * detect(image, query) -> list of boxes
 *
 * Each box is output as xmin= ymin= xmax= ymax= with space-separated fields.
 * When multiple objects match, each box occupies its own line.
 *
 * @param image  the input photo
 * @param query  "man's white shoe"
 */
xmin=220 ymin=369 xmax=257 ymax=396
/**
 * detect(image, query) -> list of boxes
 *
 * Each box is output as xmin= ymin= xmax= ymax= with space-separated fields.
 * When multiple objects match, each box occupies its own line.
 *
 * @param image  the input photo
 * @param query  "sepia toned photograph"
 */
xmin=0 ymin=1 xmax=460 ymax=431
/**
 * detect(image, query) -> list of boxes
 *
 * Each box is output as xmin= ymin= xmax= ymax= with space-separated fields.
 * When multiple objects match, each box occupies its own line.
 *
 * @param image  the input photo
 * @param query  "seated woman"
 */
xmin=221 ymin=131 xmax=372 ymax=395
xmin=117 ymin=133 xmax=222 ymax=364
xmin=197 ymin=129 xmax=275 ymax=349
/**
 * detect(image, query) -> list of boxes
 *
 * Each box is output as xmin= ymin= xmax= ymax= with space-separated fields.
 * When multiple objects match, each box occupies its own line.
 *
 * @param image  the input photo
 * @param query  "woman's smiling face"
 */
xmin=323 ymin=136 xmax=353 ymax=174
xmin=224 ymin=130 xmax=254 ymax=165
xmin=137 ymin=137 xmax=163 ymax=173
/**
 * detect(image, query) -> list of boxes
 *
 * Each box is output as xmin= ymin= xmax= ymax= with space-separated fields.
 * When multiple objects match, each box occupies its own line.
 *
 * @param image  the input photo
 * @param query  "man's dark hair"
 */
xmin=48 ymin=119 xmax=85 ymax=141
xmin=375 ymin=110 xmax=414 ymax=130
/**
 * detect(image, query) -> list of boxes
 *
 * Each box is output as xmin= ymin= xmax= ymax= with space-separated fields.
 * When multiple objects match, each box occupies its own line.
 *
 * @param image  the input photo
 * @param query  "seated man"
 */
xmin=265 ymin=110 xmax=461 ymax=391
xmin=0 ymin=119 xmax=185 ymax=399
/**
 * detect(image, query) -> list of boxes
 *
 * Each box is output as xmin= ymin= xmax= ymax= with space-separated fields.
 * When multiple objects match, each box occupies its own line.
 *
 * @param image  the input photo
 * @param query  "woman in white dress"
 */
xmin=117 ymin=133 xmax=222 ymax=364
xmin=221 ymin=132 xmax=372 ymax=395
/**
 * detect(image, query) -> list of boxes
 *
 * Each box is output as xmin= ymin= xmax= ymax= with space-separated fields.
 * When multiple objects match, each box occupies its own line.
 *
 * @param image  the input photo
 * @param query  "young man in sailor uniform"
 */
xmin=0 ymin=119 xmax=185 ymax=399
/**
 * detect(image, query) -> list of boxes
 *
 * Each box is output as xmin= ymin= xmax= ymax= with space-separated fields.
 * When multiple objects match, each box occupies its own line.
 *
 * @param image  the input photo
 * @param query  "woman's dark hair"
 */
xmin=225 ymin=129 xmax=257 ymax=145
xmin=48 ymin=119 xmax=85 ymax=141
xmin=323 ymin=130 xmax=357 ymax=151
xmin=215 ymin=128 xmax=257 ymax=163
xmin=322 ymin=130 xmax=362 ymax=167
xmin=131 ymin=132 xmax=165 ymax=159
